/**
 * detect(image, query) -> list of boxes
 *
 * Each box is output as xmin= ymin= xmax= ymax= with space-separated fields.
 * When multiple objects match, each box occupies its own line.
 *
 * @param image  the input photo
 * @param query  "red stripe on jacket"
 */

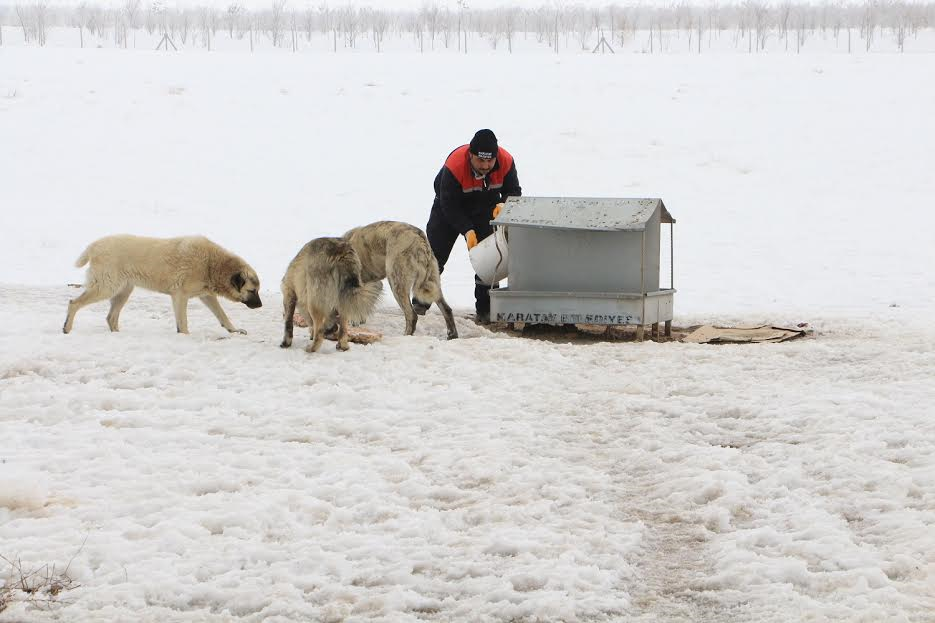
xmin=444 ymin=145 xmax=515 ymax=193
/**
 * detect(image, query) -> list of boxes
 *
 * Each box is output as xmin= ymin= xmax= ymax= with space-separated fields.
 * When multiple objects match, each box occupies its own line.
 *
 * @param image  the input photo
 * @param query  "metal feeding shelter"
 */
xmin=489 ymin=197 xmax=676 ymax=340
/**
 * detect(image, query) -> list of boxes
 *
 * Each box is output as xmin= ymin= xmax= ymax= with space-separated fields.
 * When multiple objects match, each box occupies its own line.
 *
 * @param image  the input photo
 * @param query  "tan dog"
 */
xmin=280 ymin=237 xmax=382 ymax=353
xmin=63 ymin=235 xmax=262 ymax=334
xmin=344 ymin=221 xmax=458 ymax=339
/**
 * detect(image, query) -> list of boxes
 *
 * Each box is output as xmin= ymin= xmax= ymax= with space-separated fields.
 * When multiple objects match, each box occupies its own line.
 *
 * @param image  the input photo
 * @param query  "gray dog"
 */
xmin=280 ymin=237 xmax=383 ymax=353
xmin=344 ymin=221 xmax=458 ymax=340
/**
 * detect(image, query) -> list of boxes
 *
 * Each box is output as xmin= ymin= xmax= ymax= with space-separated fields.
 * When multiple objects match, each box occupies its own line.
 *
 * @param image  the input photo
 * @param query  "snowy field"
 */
xmin=1 ymin=43 xmax=935 ymax=622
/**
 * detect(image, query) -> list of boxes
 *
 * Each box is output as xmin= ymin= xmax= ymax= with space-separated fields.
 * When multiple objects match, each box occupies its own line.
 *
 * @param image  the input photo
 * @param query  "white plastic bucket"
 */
xmin=469 ymin=227 xmax=509 ymax=286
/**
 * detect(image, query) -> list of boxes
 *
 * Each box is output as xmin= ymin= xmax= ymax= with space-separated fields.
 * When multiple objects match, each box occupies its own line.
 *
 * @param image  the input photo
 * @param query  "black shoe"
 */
xmin=474 ymin=311 xmax=490 ymax=325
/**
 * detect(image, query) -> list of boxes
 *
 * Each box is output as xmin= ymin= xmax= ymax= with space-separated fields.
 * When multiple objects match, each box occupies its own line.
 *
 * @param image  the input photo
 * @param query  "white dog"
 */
xmin=63 ymin=235 xmax=262 ymax=334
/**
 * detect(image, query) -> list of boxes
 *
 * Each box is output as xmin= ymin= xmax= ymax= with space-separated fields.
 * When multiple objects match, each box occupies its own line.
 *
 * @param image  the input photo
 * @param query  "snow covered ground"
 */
xmin=1 ymin=45 xmax=934 ymax=622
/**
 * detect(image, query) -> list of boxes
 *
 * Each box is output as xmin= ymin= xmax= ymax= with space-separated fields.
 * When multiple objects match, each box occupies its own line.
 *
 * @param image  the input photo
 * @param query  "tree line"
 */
xmin=2 ymin=1 xmax=933 ymax=53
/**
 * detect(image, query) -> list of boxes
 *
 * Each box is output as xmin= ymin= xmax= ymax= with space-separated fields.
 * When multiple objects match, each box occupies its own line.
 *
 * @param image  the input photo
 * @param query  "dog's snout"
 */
xmin=412 ymin=298 xmax=430 ymax=316
xmin=245 ymin=295 xmax=263 ymax=309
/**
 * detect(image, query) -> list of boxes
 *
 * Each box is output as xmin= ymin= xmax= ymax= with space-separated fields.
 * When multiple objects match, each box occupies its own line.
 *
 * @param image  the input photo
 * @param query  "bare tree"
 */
xmin=484 ymin=11 xmax=501 ymax=49
xmin=552 ymin=6 xmax=562 ymax=53
xmin=268 ymin=0 xmax=286 ymax=48
xmin=199 ymin=6 xmax=216 ymax=50
xmin=695 ymin=8 xmax=704 ymax=53
xmin=413 ymin=7 xmax=427 ymax=52
xmin=533 ymin=6 xmax=545 ymax=44
xmin=847 ymin=8 xmax=853 ymax=53
xmin=501 ymin=7 xmax=517 ymax=52
xmin=316 ymin=4 xmax=336 ymax=51
xmin=303 ymin=5 xmax=314 ymax=41
xmin=423 ymin=3 xmax=439 ymax=49
xmin=614 ymin=8 xmax=630 ymax=48
xmin=795 ymin=6 xmax=807 ymax=53
xmin=410 ymin=10 xmax=425 ymax=52
xmin=686 ymin=13 xmax=694 ymax=50
xmin=123 ymin=0 xmax=140 ymax=48
xmin=339 ymin=5 xmax=359 ymax=49
xmin=648 ymin=11 xmax=655 ymax=53
xmin=247 ymin=9 xmax=256 ymax=51
xmin=778 ymin=1 xmax=792 ymax=50
xmin=85 ymin=3 xmax=103 ymax=38
xmin=574 ymin=7 xmax=591 ymax=50
xmin=675 ymin=2 xmax=692 ymax=43
xmin=862 ymin=0 xmax=876 ymax=51
xmin=30 ymin=1 xmax=49 ymax=46
xmin=749 ymin=1 xmax=770 ymax=51
xmin=328 ymin=8 xmax=339 ymax=51
xmin=177 ymin=9 xmax=191 ymax=45
xmin=226 ymin=4 xmax=242 ymax=39
xmin=440 ymin=7 xmax=451 ymax=48
xmin=893 ymin=2 xmax=910 ymax=52
xmin=734 ymin=3 xmax=748 ymax=50
xmin=819 ymin=3 xmax=831 ymax=37
xmin=708 ymin=2 xmax=720 ymax=48
xmin=143 ymin=3 xmax=157 ymax=34
xmin=92 ymin=5 xmax=105 ymax=37
xmin=370 ymin=9 xmax=389 ymax=52
xmin=457 ymin=0 xmax=466 ymax=52
xmin=290 ymin=8 xmax=297 ymax=52
xmin=74 ymin=2 xmax=93 ymax=47
xmin=648 ymin=10 xmax=667 ymax=53
xmin=14 ymin=4 xmax=31 ymax=44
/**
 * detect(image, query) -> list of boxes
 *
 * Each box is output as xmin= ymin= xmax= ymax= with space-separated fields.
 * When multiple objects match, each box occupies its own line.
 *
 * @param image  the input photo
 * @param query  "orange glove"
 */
xmin=492 ymin=202 xmax=505 ymax=219
xmin=465 ymin=230 xmax=478 ymax=250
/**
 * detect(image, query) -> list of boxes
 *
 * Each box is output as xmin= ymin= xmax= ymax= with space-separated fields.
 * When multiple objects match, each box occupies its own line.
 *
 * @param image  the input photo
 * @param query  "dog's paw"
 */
xmin=336 ymin=342 xmax=350 ymax=352
xmin=280 ymin=340 xmax=292 ymax=348
xmin=229 ymin=327 xmax=247 ymax=335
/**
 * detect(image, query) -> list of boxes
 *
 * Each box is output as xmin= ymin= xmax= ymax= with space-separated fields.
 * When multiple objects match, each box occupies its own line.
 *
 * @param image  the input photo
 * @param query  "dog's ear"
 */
xmin=231 ymin=272 xmax=246 ymax=291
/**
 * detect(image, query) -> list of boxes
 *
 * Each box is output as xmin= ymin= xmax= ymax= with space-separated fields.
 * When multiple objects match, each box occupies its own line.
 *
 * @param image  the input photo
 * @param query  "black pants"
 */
xmin=426 ymin=209 xmax=494 ymax=314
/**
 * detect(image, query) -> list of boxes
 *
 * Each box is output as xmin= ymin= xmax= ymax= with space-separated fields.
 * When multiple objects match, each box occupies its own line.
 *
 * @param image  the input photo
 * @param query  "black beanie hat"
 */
xmin=469 ymin=129 xmax=498 ymax=159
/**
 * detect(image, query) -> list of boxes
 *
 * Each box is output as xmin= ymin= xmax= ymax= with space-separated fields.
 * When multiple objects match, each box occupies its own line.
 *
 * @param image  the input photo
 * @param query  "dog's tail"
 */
xmin=339 ymin=280 xmax=383 ymax=324
xmin=74 ymin=245 xmax=92 ymax=268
